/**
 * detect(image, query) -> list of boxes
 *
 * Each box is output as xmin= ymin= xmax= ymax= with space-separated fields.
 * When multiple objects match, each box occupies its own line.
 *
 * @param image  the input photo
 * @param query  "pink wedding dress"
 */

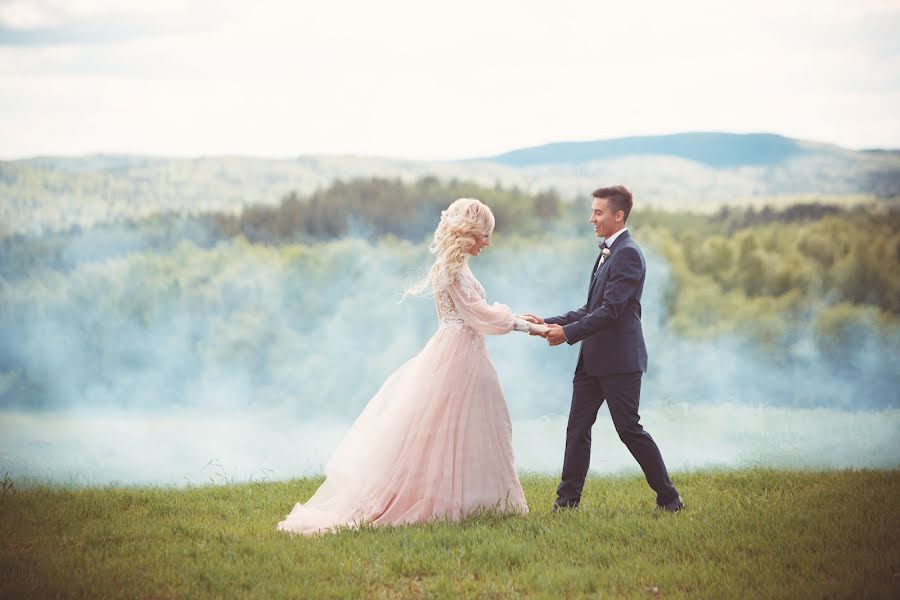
xmin=276 ymin=263 xmax=530 ymax=535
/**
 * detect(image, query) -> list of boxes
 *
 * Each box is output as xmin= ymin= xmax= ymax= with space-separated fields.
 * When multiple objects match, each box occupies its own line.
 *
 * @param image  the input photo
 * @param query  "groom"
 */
xmin=525 ymin=185 xmax=683 ymax=513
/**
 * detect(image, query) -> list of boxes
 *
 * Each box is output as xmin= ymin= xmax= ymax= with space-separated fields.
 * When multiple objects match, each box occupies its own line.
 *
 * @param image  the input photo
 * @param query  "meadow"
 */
xmin=1 ymin=469 xmax=898 ymax=598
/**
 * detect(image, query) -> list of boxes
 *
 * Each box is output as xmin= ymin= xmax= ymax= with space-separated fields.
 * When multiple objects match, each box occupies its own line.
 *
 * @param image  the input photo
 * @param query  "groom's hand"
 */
xmin=545 ymin=324 xmax=567 ymax=346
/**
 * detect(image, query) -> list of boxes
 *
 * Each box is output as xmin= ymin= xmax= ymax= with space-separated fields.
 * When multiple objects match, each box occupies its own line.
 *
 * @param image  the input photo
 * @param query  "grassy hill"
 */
xmin=3 ymin=133 xmax=899 ymax=236
xmin=1 ymin=469 xmax=897 ymax=598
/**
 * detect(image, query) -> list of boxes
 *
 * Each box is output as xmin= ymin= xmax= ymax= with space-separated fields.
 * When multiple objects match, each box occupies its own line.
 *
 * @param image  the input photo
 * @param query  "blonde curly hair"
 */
xmin=405 ymin=198 xmax=495 ymax=297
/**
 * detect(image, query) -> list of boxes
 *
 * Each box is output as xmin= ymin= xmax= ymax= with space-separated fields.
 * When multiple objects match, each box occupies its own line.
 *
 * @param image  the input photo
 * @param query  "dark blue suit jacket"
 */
xmin=545 ymin=230 xmax=648 ymax=376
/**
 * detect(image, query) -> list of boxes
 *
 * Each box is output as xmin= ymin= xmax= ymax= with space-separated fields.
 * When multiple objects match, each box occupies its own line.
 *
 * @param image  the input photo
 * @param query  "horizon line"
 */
xmin=2 ymin=130 xmax=898 ymax=163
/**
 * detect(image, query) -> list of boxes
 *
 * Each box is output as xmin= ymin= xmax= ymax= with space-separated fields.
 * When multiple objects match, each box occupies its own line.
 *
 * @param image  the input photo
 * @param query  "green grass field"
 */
xmin=1 ymin=469 xmax=898 ymax=599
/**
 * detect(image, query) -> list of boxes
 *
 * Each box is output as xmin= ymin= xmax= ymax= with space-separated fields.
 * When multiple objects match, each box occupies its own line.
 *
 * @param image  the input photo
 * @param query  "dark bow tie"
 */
xmin=598 ymin=241 xmax=609 ymax=250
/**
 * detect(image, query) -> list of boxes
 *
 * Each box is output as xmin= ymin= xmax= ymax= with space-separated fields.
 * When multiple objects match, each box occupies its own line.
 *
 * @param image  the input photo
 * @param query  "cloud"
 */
xmin=0 ymin=0 xmax=221 ymax=45
xmin=0 ymin=0 xmax=898 ymax=158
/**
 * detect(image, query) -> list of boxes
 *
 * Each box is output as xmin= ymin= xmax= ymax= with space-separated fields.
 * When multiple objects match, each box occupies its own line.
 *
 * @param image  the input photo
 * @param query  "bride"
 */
xmin=276 ymin=198 xmax=546 ymax=535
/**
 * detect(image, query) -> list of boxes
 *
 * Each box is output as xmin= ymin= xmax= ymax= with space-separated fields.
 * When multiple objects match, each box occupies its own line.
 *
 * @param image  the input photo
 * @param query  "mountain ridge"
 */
xmin=474 ymin=132 xmax=843 ymax=168
xmin=6 ymin=132 xmax=876 ymax=169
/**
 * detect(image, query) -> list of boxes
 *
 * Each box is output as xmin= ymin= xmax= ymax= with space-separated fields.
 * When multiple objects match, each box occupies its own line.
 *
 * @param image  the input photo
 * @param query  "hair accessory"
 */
xmin=440 ymin=210 xmax=461 ymax=225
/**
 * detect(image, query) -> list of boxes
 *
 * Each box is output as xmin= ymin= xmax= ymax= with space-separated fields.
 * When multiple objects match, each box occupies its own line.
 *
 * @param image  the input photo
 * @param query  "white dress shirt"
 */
xmin=602 ymin=227 xmax=628 ymax=249
xmin=595 ymin=227 xmax=628 ymax=274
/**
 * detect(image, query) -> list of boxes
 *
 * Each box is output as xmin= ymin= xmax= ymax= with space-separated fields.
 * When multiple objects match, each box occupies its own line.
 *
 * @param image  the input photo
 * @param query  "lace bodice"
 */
xmin=434 ymin=265 xmax=531 ymax=335
xmin=435 ymin=269 xmax=485 ymax=332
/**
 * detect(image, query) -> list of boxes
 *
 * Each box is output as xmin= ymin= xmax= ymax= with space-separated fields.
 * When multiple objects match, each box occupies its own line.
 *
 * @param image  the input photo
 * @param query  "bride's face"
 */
xmin=469 ymin=229 xmax=492 ymax=256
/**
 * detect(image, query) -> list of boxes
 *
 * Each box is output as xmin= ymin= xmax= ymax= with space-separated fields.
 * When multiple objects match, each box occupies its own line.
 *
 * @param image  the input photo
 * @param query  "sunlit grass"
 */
xmin=1 ymin=468 xmax=898 ymax=598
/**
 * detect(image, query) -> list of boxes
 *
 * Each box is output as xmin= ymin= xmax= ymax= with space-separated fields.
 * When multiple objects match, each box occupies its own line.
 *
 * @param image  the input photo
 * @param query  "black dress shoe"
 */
xmin=551 ymin=501 xmax=579 ymax=513
xmin=657 ymin=495 xmax=684 ymax=513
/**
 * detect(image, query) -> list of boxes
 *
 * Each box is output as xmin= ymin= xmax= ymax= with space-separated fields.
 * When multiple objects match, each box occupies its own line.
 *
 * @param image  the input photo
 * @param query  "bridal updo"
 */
xmin=405 ymin=198 xmax=495 ymax=296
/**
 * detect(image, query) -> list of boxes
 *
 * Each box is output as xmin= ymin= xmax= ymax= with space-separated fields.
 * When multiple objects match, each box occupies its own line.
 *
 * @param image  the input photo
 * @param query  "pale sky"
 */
xmin=1 ymin=0 xmax=898 ymax=160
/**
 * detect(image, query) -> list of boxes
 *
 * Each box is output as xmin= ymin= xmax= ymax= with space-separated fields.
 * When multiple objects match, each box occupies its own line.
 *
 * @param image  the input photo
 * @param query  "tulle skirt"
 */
xmin=276 ymin=326 xmax=528 ymax=535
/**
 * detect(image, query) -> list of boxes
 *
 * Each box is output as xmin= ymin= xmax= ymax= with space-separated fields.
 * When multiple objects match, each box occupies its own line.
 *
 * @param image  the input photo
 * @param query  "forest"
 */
xmin=1 ymin=177 xmax=897 ymax=413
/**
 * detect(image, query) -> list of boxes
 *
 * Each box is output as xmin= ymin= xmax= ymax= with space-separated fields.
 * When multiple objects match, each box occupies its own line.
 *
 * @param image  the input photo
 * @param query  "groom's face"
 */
xmin=590 ymin=197 xmax=621 ymax=238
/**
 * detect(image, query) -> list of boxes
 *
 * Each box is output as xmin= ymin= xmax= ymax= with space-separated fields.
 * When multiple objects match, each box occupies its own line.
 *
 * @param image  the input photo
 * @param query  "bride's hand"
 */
xmin=528 ymin=323 xmax=550 ymax=337
xmin=522 ymin=313 xmax=544 ymax=325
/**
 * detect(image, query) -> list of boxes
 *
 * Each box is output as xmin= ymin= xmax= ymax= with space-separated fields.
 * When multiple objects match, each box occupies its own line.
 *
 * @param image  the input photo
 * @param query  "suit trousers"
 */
xmin=556 ymin=356 xmax=679 ymax=507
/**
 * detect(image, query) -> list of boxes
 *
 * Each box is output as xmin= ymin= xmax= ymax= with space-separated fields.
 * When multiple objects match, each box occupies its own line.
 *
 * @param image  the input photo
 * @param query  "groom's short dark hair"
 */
xmin=593 ymin=185 xmax=633 ymax=222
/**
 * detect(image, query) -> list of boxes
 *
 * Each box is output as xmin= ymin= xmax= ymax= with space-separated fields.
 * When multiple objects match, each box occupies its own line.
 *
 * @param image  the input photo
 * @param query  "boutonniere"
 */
xmin=598 ymin=248 xmax=611 ymax=266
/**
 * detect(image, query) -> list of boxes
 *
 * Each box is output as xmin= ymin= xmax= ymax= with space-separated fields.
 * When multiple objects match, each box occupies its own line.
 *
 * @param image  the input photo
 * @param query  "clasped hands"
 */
xmin=521 ymin=314 xmax=567 ymax=346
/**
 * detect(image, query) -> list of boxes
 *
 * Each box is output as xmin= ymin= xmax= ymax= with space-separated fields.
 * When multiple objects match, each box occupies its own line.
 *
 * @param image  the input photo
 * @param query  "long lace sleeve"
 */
xmin=446 ymin=273 xmax=532 ymax=335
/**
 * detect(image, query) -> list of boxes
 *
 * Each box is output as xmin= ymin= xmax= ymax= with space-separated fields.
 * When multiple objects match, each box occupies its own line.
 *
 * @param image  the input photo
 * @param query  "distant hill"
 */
xmin=862 ymin=148 xmax=900 ymax=157
xmin=478 ymin=132 xmax=811 ymax=168
xmin=2 ymin=133 xmax=899 ymax=237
